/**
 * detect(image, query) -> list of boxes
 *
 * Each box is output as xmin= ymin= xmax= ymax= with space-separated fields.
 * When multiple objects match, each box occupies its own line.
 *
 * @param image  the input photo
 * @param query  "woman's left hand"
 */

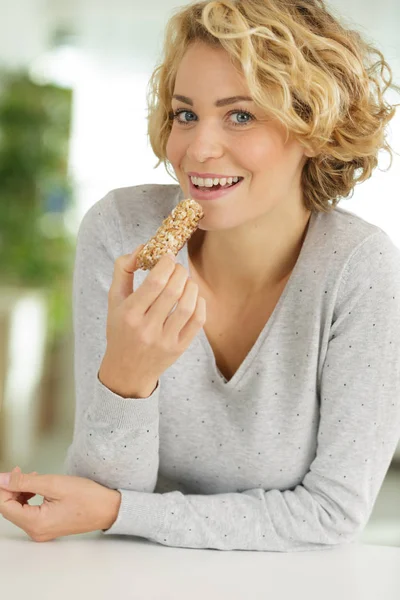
xmin=0 ymin=466 xmax=121 ymax=542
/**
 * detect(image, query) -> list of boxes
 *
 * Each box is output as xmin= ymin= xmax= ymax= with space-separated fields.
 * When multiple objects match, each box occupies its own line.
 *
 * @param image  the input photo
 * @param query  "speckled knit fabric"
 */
xmin=64 ymin=183 xmax=400 ymax=551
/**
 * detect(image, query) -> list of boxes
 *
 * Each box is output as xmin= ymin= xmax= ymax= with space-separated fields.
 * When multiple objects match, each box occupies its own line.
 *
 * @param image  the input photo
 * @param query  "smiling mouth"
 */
xmin=191 ymin=177 xmax=244 ymax=191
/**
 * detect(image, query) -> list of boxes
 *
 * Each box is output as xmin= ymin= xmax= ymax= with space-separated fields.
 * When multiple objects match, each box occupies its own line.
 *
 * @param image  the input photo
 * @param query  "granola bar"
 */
xmin=136 ymin=198 xmax=204 ymax=270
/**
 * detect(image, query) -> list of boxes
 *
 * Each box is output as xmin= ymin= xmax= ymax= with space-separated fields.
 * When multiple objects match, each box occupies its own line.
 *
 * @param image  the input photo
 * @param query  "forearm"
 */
xmin=64 ymin=373 xmax=161 ymax=492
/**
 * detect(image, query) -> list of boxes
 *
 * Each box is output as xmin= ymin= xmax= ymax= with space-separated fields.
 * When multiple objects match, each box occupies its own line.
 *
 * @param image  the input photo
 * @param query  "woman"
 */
xmin=1 ymin=0 xmax=400 ymax=550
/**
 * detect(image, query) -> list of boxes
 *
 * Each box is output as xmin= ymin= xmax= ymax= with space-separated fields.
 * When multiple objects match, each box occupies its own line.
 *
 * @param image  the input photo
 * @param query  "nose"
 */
xmin=185 ymin=121 xmax=224 ymax=163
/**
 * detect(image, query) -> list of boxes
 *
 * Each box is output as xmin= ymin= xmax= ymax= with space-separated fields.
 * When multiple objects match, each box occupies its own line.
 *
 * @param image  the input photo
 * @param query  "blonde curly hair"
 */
xmin=146 ymin=0 xmax=400 ymax=213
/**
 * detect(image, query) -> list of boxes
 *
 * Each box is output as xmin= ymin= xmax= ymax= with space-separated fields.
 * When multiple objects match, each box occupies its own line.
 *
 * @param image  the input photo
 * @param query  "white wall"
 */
xmin=0 ymin=0 xmax=50 ymax=68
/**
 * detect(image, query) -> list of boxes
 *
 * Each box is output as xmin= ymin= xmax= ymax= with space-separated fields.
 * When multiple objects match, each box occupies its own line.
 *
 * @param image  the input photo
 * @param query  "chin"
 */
xmin=197 ymin=215 xmax=239 ymax=231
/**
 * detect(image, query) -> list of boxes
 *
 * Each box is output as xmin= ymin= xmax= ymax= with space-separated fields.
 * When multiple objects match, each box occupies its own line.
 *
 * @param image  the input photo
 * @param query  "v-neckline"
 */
xmin=179 ymin=210 xmax=316 ymax=389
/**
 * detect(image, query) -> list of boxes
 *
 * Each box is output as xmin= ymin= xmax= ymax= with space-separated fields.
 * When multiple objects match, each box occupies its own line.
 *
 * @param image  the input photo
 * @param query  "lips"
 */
xmin=194 ymin=179 xmax=241 ymax=191
xmin=188 ymin=172 xmax=243 ymax=180
xmin=188 ymin=175 xmax=244 ymax=201
xmin=190 ymin=176 xmax=244 ymax=189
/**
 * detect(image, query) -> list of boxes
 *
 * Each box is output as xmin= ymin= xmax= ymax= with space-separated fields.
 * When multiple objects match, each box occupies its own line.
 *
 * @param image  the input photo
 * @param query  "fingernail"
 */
xmin=0 ymin=473 xmax=11 ymax=486
xmin=166 ymin=250 xmax=176 ymax=261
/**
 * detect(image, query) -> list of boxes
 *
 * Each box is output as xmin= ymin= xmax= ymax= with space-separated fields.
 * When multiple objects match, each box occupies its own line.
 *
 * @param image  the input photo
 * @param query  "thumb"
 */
xmin=0 ymin=466 xmax=39 ymax=505
xmin=108 ymin=243 xmax=145 ymax=308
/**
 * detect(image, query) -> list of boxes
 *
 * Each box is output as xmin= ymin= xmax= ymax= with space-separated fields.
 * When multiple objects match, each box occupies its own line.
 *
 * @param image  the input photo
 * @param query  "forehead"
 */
xmin=174 ymin=43 xmax=249 ymax=95
xmin=177 ymin=42 xmax=242 ymax=76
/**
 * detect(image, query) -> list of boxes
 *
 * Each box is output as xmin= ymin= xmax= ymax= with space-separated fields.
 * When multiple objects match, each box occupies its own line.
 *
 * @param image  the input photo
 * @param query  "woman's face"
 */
xmin=166 ymin=41 xmax=311 ymax=231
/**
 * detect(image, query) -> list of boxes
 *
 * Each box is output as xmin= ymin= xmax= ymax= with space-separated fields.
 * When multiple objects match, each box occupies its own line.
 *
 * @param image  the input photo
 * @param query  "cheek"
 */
xmin=165 ymin=135 xmax=173 ymax=162
xmin=166 ymin=132 xmax=183 ymax=165
xmin=238 ymin=135 xmax=284 ymax=171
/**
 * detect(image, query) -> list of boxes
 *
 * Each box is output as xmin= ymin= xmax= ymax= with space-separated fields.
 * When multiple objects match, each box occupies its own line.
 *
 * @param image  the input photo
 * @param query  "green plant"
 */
xmin=0 ymin=66 xmax=76 ymax=343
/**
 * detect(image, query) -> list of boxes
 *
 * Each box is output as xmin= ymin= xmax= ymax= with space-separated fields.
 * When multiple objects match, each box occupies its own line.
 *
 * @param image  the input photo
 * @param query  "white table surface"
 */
xmin=1 ymin=517 xmax=400 ymax=599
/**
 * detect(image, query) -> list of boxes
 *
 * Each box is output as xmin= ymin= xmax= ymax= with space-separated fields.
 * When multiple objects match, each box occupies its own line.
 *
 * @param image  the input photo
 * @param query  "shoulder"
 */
xmin=323 ymin=207 xmax=400 ymax=307
xmin=304 ymin=206 xmax=400 ymax=321
xmin=334 ymin=207 xmax=400 ymax=276
xmin=77 ymin=183 xmax=184 ymax=256
xmin=94 ymin=182 xmax=182 ymax=226
xmin=314 ymin=205 xmax=400 ymax=273
xmin=316 ymin=205 xmax=393 ymax=251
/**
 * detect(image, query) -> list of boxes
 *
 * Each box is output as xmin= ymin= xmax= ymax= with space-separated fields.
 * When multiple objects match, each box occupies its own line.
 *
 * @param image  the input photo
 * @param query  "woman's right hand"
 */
xmin=98 ymin=244 xmax=207 ymax=398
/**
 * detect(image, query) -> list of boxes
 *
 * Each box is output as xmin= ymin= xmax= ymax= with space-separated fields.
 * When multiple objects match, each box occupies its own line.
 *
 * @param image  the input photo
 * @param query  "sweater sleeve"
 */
xmin=63 ymin=191 xmax=161 ymax=494
xmin=101 ymin=230 xmax=400 ymax=551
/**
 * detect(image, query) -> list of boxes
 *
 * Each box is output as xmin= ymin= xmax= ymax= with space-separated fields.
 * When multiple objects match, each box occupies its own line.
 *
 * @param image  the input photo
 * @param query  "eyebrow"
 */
xmin=172 ymin=94 xmax=254 ymax=107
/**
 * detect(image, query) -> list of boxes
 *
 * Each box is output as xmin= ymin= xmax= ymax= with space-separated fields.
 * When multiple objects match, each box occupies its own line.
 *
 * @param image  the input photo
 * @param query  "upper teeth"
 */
xmin=190 ymin=176 xmax=241 ymax=187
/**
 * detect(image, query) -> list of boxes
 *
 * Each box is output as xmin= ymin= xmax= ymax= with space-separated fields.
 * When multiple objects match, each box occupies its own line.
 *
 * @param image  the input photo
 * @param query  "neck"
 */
xmin=189 ymin=205 xmax=312 ymax=301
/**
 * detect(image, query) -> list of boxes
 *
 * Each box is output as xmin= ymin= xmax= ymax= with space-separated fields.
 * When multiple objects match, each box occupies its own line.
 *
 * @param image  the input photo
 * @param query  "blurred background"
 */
xmin=0 ymin=0 xmax=399 ymax=546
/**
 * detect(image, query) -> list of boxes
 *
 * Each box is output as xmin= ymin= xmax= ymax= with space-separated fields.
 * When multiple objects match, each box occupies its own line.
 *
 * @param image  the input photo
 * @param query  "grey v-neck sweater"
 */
xmin=64 ymin=183 xmax=400 ymax=551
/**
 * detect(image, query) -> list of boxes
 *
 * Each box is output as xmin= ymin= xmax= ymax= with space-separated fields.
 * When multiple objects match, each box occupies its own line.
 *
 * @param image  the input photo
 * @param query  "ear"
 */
xmin=303 ymin=147 xmax=317 ymax=158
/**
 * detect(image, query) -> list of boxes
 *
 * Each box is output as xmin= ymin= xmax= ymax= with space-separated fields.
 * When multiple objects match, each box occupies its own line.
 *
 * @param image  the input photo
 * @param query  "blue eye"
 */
xmin=170 ymin=108 xmax=256 ymax=127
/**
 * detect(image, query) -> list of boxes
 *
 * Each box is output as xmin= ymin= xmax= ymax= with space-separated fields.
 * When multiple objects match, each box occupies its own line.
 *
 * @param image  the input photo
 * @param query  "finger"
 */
xmin=108 ymin=244 xmax=145 ymax=310
xmin=126 ymin=251 xmax=177 ymax=315
xmin=0 ymin=467 xmax=37 ymax=490
xmin=0 ymin=469 xmax=40 ymax=505
xmin=0 ymin=466 xmax=22 ymax=502
xmin=0 ymin=471 xmax=57 ymax=500
xmin=178 ymin=294 xmax=207 ymax=347
xmin=139 ymin=263 xmax=187 ymax=334
xmin=0 ymin=467 xmax=21 ymax=500
xmin=17 ymin=472 xmax=39 ymax=504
